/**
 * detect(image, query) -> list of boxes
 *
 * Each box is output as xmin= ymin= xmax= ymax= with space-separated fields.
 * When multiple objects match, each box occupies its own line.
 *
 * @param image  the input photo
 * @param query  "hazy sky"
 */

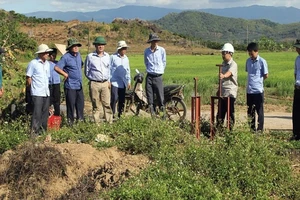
xmin=0 ymin=0 xmax=299 ymax=13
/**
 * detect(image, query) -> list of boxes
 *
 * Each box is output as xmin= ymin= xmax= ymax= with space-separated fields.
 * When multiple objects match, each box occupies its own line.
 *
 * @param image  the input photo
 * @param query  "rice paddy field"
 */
xmin=123 ymin=51 xmax=296 ymax=107
xmin=19 ymin=50 xmax=297 ymax=108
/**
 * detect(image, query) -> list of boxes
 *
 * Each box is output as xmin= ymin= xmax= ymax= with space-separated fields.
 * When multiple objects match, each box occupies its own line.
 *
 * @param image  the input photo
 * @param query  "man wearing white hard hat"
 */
xmin=110 ymin=40 xmax=131 ymax=118
xmin=216 ymin=43 xmax=238 ymax=132
xmin=26 ymin=44 xmax=52 ymax=135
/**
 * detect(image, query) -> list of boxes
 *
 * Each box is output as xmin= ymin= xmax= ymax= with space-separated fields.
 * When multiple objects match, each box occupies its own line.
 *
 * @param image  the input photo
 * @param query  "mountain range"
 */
xmin=25 ymin=5 xmax=300 ymax=24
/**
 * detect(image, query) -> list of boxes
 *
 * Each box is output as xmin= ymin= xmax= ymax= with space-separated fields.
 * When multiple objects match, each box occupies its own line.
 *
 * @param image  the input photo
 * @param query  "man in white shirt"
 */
xmin=26 ymin=44 xmax=52 ymax=135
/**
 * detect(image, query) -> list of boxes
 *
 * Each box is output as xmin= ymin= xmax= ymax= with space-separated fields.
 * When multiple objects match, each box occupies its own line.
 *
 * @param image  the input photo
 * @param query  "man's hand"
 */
xmin=63 ymin=73 xmax=69 ymax=81
xmin=127 ymin=84 xmax=131 ymax=90
xmin=0 ymin=87 xmax=3 ymax=97
xmin=219 ymin=73 xmax=225 ymax=79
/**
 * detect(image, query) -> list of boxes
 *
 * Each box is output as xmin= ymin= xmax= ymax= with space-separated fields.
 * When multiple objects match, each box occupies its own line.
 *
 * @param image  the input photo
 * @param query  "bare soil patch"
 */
xmin=0 ymin=142 xmax=149 ymax=199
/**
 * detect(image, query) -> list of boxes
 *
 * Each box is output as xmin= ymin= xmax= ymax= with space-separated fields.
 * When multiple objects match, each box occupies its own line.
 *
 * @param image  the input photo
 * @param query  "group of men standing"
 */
xmin=215 ymin=38 xmax=300 ymax=140
xmin=26 ymin=33 xmax=166 ymax=135
xmin=217 ymin=42 xmax=269 ymax=133
xmin=23 ymin=31 xmax=300 ymax=139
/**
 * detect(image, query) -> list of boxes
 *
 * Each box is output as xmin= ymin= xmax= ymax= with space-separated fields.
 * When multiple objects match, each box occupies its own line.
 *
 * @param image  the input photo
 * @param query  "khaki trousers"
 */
xmin=89 ymin=81 xmax=112 ymax=123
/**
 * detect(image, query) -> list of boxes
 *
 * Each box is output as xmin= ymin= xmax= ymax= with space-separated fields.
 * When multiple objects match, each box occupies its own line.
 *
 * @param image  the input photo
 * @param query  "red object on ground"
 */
xmin=48 ymin=115 xmax=61 ymax=130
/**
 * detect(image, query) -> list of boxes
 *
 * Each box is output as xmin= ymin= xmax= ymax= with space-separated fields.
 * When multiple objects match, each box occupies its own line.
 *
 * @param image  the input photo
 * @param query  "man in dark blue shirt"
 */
xmin=55 ymin=38 xmax=84 ymax=125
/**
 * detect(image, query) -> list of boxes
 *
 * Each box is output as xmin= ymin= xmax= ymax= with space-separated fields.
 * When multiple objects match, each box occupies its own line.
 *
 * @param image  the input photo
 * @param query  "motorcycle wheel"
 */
xmin=165 ymin=97 xmax=187 ymax=122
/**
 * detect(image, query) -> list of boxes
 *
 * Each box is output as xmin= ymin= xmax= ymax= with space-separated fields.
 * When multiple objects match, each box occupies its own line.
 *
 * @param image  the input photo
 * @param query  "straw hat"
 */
xmin=35 ymin=44 xmax=53 ymax=54
xmin=117 ymin=41 xmax=129 ymax=50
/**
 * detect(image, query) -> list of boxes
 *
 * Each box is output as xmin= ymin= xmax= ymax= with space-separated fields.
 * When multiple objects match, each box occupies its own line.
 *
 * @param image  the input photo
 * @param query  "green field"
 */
xmin=19 ymin=51 xmax=297 ymax=107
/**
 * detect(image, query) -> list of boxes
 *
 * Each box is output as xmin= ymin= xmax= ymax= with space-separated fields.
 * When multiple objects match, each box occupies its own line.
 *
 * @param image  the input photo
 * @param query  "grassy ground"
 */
xmin=2 ymin=50 xmax=300 ymax=198
xmin=0 ymin=116 xmax=300 ymax=199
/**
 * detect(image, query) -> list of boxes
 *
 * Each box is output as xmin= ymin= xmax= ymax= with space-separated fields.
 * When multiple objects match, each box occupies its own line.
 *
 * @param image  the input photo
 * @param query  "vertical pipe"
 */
xmin=210 ymin=96 xmax=215 ymax=139
xmin=227 ymin=97 xmax=230 ymax=129
xmin=192 ymin=77 xmax=200 ymax=139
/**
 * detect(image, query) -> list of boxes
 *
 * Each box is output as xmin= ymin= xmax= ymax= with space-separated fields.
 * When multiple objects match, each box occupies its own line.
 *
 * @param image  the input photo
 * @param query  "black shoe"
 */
xmin=290 ymin=135 xmax=300 ymax=141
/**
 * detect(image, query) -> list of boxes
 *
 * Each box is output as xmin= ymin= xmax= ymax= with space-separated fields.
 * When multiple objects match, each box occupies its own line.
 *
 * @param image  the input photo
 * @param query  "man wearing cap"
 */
xmin=144 ymin=33 xmax=166 ymax=118
xmin=291 ymin=39 xmax=300 ymax=140
xmin=48 ymin=48 xmax=61 ymax=116
xmin=26 ymin=44 xmax=52 ymax=135
xmin=0 ymin=47 xmax=5 ymax=98
xmin=84 ymin=36 xmax=113 ymax=123
xmin=110 ymin=40 xmax=131 ymax=118
xmin=54 ymin=38 xmax=84 ymax=125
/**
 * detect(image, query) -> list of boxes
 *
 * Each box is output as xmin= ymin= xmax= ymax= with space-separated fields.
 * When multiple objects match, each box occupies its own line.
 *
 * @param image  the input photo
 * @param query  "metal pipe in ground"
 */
xmin=191 ymin=77 xmax=201 ymax=139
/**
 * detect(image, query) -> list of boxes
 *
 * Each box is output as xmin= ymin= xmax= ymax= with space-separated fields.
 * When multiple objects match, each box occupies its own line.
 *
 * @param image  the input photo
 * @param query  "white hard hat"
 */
xmin=221 ymin=43 xmax=234 ymax=53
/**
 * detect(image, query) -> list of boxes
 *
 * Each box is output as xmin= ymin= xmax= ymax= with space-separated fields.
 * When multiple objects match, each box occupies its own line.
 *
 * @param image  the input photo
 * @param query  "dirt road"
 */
xmin=193 ymin=105 xmax=292 ymax=131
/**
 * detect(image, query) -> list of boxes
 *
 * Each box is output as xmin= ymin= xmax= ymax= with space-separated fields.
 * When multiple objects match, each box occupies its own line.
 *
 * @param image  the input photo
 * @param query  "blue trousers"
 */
xmin=64 ymin=88 xmax=84 ymax=124
xmin=110 ymin=85 xmax=126 ymax=118
xmin=49 ymin=83 xmax=61 ymax=116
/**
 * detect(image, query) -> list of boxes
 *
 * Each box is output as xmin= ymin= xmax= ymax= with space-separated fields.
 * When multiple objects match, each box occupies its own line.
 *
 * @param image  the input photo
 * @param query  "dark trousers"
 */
xmin=64 ymin=87 xmax=84 ymax=124
xmin=247 ymin=93 xmax=264 ymax=131
xmin=146 ymin=74 xmax=164 ymax=112
xmin=293 ymin=89 xmax=300 ymax=138
xmin=217 ymin=97 xmax=236 ymax=131
xmin=31 ymin=96 xmax=50 ymax=134
xmin=110 ymin=85 xmax=126 ymax=118
xmin=25 ymin=86 xmax=33 ymax=114
xmin=49 ymin=83 xmax=61 ymax=116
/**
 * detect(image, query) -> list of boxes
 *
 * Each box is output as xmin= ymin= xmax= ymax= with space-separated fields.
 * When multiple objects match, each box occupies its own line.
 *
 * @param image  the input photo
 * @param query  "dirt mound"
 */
xmin=0 ymin=142 xmax=149 ymax=199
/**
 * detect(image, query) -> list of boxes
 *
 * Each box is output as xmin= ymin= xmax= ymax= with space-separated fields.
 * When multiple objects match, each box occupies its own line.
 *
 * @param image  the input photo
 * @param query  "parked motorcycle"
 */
xmin=124 ymin=69 xmax=187 ymax=121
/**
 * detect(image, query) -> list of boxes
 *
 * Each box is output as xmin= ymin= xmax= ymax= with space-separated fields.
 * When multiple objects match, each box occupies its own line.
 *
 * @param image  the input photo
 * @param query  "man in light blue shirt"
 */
xmin=49 ymin=48 xmax=61 ymax=116
xmin=84 ymin=36 xmax=112 ymax=123
xmin=144 ymin=33 xmax=166 ymax=118
xmin=110 ymin=41 xmax=131 ymax=118
xmin=246 ymin=42 xmax=268 ymax=132
xmin=26 ymin=44 xmax=52 ymax=135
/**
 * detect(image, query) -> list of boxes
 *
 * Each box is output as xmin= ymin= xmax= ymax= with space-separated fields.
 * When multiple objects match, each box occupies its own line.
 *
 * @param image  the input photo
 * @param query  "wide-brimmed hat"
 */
xmin=147 ymin=33 xmax=161 ymax=43
xmin=293 ymin=39 xmax=300 ymax=48
xmin=93 ymin=36 xmax=106 ymax=45
xmin=35 ymin=44 xmax=53 ymax=54
xmin=66 ymin=38 xmax=82 ymax=50
xmin=117 ymin=41 xmax=129 ymax=50
xmin=0 ymin=48 xmax=6 ymax=54
xmin=49 ymin=47 xmax=58 ymax=55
